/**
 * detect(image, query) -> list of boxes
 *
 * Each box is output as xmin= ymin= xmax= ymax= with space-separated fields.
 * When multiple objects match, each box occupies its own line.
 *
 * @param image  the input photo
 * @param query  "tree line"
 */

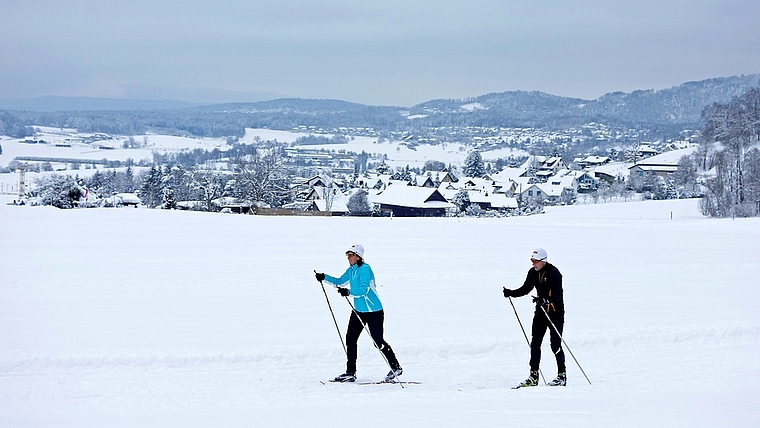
xmin=699 ymin=88 xmax=760 ymax=217
xmin=30 ymin=146 xmax=292 ymax=211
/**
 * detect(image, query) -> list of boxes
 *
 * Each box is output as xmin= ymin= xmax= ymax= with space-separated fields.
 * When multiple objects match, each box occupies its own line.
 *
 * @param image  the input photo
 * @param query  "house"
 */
xmin=466 ymin=190 xmax=518 ymax=210
xmin=538 ymin=183 xmax=574 ymax=205
xmin=434 ymin=170 xmax=457 ymax=183
xmin=312 ymin=198 xmax=349 ymax=216
xmin=557 ymin=170 xmax=596 ymax=192
xmin=629 ymin=163 xmax=678 ymax=178
xmin=519 ymin=183 xmax=572 ymax=205
xmin=415 ymin=175 xmax=436 ymax=188
xmin=519 ymin=184 xmax=544 ymax=200
xmin=636 ymin=145 xmax=659 ymax=158
xmin=538 ymin=156 xmax=566 ymax=175
xmin=373 ymin=184 xmax=453 ymax=217
xmin=213 ymin=196 xmax=254 ymax=214
xmin=115 ymin=193 xmax=140 ymax=207
xmin=579 ymin=155 xmax=611 ymax=168
xmin=629 ymin=146 xmax=697 ymax=178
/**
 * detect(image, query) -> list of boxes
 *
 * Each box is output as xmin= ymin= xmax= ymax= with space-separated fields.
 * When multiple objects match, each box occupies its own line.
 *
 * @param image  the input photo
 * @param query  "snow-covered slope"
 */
xmin=1 ymin=199 xmax=758 ymax=427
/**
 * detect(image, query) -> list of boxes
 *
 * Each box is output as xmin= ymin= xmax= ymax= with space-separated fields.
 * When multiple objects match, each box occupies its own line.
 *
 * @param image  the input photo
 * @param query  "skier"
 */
xmin=503 ymin=248 xmax=567 ymax=387
xmin=315 ymin=244 xmax=403 ymax=383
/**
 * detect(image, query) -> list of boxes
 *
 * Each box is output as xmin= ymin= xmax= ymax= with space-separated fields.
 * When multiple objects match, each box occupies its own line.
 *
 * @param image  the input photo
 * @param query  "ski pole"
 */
xmin=508 ymin=297 xmax=547 ymax=385
xmin=315 ymin=271 xmax=347 ymax=357
xmin=343 ymin=296 xmax=404 ymax=389
xmin=540 ymin=305 xmax=592 ymax=385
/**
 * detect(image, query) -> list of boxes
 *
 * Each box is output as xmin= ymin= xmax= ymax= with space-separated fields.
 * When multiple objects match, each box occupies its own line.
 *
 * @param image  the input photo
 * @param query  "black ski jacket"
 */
xmin=512 ymin=262 xmax=564 ymax=314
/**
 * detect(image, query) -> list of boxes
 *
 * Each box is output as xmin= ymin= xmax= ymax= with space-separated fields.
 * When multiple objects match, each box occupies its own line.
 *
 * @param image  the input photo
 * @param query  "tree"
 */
xmin=190 ymin=168 xmax=225 ymax=211
xmin=233 ymin=146 xmax=290 ymax=207
xmin=376 ymin=161 xmax=391 ymax=175
xmin=140 ymin=166 xmax=164 ymax=208
xmin=701 ymin=88 xmax=760 ymax=216
xmin=163 ymin=165 xmax=191 ymax=203
xmin=354 ymin=151 xmax=369 ymax=173
xmin=30 ymin=174 xmax=83 ymax=209
xmin=162 ymin=188 xmax=177 ymax=210
xmin=347 ymin=190 xmax=372 ymax=215
xmin=423 ymin=160 xmax=446 ymax=172
xmin=452 ymin=188 xmax=470 ymax=212
xmin=463 ymin=150 xmax=485 ymax=178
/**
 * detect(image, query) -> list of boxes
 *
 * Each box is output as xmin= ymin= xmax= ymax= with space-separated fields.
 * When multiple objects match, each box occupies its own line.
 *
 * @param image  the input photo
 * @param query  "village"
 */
xmin=262 ymin=143 xmax=697 ymax=217
xmin=0 ymin=126 xmax=700 ymax=215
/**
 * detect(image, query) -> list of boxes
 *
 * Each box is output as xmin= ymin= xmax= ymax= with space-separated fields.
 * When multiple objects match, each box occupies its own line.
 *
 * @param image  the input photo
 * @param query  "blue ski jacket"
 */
xmin=324 ymin=262 xmax=383 ymax=313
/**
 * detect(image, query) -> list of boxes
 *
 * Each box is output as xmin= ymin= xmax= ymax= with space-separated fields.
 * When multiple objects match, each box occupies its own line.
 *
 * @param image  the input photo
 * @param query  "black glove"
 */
xmin=532 ymin=296 xmax=549 ymax=306
xmin=503 ymin=287 xmax=514 ymax=298
xmin=315 ymin=272 xmax=325 ymax=282
xmin=338 ymin=287 xmax=350 ymax=297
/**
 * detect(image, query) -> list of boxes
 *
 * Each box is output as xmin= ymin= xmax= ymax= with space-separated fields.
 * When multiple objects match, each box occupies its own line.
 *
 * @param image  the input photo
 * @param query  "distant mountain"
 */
xmin=406 ymin=74 xmax=760 ymax=130
xmin=1 ymin=74 xmax=758 ymax=139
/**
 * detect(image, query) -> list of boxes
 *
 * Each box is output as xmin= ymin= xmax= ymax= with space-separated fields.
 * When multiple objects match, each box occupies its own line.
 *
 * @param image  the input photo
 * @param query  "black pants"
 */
xmin=530 ymin=308 xmax=566 ymax=373
xmin=345 ymin=310 xmax=400 ymax=373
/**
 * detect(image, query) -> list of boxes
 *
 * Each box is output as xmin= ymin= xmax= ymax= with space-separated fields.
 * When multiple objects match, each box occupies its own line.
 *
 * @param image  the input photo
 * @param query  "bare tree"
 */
xmin=233 ymin=146 xmax=289 ymax=207
xmin=191 ymin=168 xmax=225 ymax=211
xmin=701 ymin=88 xmax=760 ymax=216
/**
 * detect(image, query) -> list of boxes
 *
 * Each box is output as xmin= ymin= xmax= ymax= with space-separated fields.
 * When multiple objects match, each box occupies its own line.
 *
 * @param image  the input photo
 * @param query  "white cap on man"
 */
xmin=346 ymin=244 xmax=365 ymax=259
xmin=530 ymin=248 xmax=547 ymax=261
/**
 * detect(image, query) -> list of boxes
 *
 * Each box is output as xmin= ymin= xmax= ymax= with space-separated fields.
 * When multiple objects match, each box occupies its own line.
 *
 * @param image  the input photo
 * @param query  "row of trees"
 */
xmin=700 ymin=88 xmax=760 ymax=217
xmin=31 ymin=146 xmax=292 ymax=211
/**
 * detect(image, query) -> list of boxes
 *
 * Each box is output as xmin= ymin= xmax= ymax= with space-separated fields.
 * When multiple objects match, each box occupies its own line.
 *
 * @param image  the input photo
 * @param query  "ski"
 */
xmin=511 ymin=383 xmax=537 ymax=389
xmin=319 ymin=380 xmax=420 ymax=385
xmin=322 ymin=379 xmax=356 ymax=384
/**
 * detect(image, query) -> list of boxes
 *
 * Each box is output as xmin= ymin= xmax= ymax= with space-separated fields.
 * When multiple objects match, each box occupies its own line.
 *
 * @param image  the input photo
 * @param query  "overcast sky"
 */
xmin=1 ymin=0 xmax=759 ymax=106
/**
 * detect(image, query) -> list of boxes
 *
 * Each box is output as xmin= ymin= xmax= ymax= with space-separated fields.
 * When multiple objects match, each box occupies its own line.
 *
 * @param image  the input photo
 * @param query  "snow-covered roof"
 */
xmin=490 ymin=166 xmax=529 ymax=182
xmin=631 ymin=164 xmax=678 ymax=173
xmin=373 ymin=184 xmax=453 ymax=209
xmin=637 ymin=147 xmax=697 ymax=165
xmin=313 ymin=198 xmax=348 ymax=213
xmin=115 ymin=193 xmax=140 ymax=204
xmin=593 ymin=162 xmax=631 ymax=178
xmin=467 ymin=191 xmax=518 ymax=208
xmin=581 ymin=155 xmax=610 ymax=164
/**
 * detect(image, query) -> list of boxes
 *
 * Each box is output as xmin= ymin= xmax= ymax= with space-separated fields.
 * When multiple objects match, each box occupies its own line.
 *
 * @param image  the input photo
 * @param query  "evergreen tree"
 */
xmin=347 ymin=190 xmax=372 ymax=215
xmin=463 ymin=150 xmax=486 ymax=178
xmin=376 ymin=161 xmax=391 ymax=175
xmin=162 ymin=188 xmax=177 ymax=210
xmin=140 ymin=166 xmax=164 ymax=208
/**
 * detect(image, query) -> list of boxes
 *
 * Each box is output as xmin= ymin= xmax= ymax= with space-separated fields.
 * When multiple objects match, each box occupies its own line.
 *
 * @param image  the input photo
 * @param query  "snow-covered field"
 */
xmin=0 ymin=128 xmax=230 ymax=167
xmin=1 ymin=199 xmax=758 ymax=427
xmin=287 ymin=134 xmax=526 ymax=169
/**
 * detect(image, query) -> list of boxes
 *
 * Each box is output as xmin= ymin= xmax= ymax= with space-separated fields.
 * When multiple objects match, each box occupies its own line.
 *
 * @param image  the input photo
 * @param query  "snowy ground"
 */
xmin=287 ymin=134 xmax=527 ymax=170
xmin=1 ymin=199 xmax=759 ymax=427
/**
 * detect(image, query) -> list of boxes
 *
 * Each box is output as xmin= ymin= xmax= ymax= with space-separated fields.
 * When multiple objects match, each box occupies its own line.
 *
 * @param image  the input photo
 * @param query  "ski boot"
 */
xmin=383 ymin=366 xmax=403 ymax=383
xmin=548 ymin=372 xmax=566 ymax=386
xmin=332 ymin=371 xmax=356 ymax=383
xmin=518 ymin=370 xmax=539 ymax=387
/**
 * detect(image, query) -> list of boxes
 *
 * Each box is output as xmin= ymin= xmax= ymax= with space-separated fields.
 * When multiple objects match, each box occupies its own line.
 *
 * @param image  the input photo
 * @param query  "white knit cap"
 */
xmin=346 ymin=244 xmax=365 ymax=259
xmin=530 ymin=248 xmax=547 ymax=261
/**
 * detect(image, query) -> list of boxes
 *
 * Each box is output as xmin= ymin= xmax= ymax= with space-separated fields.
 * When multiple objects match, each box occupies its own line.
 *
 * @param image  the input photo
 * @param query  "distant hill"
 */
xmin=405 ymin=74 xmax=760 ymax=130
xmin=1 ymin=74 xmax=759 ymax=139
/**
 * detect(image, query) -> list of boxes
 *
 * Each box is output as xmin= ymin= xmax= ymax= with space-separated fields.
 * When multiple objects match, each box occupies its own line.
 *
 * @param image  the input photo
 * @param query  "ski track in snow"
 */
xmin=1 ymin=198 xmax=759 ymax=427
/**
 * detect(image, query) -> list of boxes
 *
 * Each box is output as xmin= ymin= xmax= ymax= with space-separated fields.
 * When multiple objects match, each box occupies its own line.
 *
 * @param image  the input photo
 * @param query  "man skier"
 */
xmin=315 ymin=244 xmax=403 ymax=383
xmin=503 ymin=248 xmax=567 ymax=387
